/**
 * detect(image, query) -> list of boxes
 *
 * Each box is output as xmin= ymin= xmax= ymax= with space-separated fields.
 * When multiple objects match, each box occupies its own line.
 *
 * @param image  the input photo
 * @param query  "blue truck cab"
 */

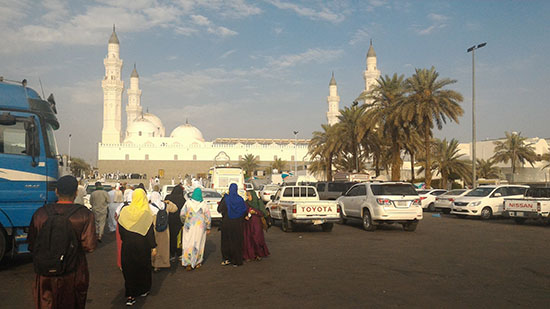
xmin=0 ymin=78 xmax=61 ymax=261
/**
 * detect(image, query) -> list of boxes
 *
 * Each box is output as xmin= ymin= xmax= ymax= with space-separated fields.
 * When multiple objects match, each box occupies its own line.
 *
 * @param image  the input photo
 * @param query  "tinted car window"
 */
xmin=444 ymin=189 xmax=466 ymax=196
xmin=526 ymin=188 xmax=550 ymax=197
xmin=283 ymin=187 xmax=293 ymax=197
xmin=431 ymin=190 xmax=447 ymax=196
xmin=317 ymin=183 xmax=326 ymax=191
xmin=466 ymin=187 xmax=494 ymax=197
xmin=493 ymin=187 xmax=507 ymax=196
xmin=328 ymin=182 xmax=347 ymax=192
xmin=308 ymin=187 xmax=317 ymax=197
xmin=417 ymin=190 xmax=430 ymax=195
xmin=347 ymin=185 xmax=362 ymax=196
xmin=509 ymin=187 xmax=527 ymax=196
xmin=371 ymin=184 xmax=417 ymax=196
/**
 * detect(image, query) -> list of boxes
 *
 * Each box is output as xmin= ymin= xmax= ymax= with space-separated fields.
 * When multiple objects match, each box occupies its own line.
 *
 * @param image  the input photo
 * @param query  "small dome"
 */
xmin=142 ymin=113 xmax=165 ymax=137
xmin=126 ymin=118 xmax=156 ymax=139
xmin=170 ymin=123 xmax=205 ymax=144
xmin=109 ymin=25 xmax=119 ymax=44
xmin=367 ymin=40 xmax=376 ymax=58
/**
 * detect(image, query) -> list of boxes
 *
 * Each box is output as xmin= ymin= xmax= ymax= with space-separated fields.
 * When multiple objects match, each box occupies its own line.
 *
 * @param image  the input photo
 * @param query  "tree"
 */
xmin=363 ymin=73 xmax=408 ymax=180
xmin=335 ymin=104 xmax=366 ymax=172
xmin=239 ymin=154 xmax=259 ymax=178
xmin=70 ymin=157 xmax=92 ymax=178
xmin=491 ymin=132 xmax=538 ymax=182
xmin=308 ymin=124 xmax=341 ymax=181
xmin=271 ymin=158 xmax=287 ymax=173
xmin=430 ymin=138 xmax=471 ymax=189
xmin=402 ymin=66 xmax=464 ymax=187
xmin=476 ymin=158 xmax=500 ymax=179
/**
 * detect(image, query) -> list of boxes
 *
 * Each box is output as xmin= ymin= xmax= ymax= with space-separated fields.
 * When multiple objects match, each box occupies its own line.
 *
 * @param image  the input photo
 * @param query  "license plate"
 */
xmin=313 ymin=220 xmax=324 ymax=225
xmin=516 ymin=212 xmax=523 ymax=217
xmin=396 ymin=201 xmax=408 ymax=207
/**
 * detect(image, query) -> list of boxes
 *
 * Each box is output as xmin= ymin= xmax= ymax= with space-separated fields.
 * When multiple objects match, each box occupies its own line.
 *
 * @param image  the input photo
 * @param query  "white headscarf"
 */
xmin=149 ymin=191 xmax=165 ymax=215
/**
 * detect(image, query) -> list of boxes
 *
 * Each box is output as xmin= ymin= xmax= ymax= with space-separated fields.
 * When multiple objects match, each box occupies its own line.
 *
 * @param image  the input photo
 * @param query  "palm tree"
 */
xmin=308 ymin=124 xmax=340 ymax=181
xmin=402 ymin=66 xmax=464 ymax=188
xmin=476 ymin=158 xmax=500 ymax=179
xmin=271 ymin=158 xmax=287 ymax=173
xmin=239 ymin=154 xmax=259 ymax=178
xmin=430 ymin=138 xmax=471 ymax=189
xmin=362 ymin=74 xmax=408 ymax=181
xmin=336 ymin=103 xmax=366 ymax=172
xmin=492 ymin=132 xmax=538 ymax=182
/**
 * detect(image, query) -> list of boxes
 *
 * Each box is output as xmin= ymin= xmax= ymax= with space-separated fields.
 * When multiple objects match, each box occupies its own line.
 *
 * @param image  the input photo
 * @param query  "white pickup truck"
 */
xmin=267 ymin=185 xmax=339 ymax=232
xmin=503 ymin=187 xmax=550 ymax=224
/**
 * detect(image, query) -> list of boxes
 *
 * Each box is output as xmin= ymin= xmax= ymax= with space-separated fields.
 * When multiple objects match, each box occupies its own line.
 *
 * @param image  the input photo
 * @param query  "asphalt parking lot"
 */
xmin=1 ymin=214 xmax=550 ymax=308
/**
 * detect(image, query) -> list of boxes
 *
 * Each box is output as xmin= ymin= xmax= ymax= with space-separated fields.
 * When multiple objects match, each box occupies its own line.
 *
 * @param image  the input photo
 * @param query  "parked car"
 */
xmin=259 ymin=184 xmax=280 ymax=203
xmin=245 ymin=183 xmax=254 ymax=191
xmin=503 ymin=187 xmax=550 ymax=224
xmin=417 ymin=189 xmax=447 ymax=212
xmin=434 ymin=189 xmax=470 ymax=214
xmin=185 ymin=188 xmax=223 ymax=221
xmin=337 ymin=182 xmax=423 ymax=231
xmin=267 ymin=186 xmax=339 ymax=232
xmin=316 ymin=182 xmax=357 ymax=200
xmin=451 ymin=185 xmax=529 ymax=219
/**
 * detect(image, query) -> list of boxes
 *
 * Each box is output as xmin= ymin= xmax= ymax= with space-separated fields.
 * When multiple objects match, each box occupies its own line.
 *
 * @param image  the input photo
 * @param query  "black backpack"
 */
xmin=32 ymin=204 xmax=83 ymax=276
xmin=151 ymin=203 xmax=169 ymax=232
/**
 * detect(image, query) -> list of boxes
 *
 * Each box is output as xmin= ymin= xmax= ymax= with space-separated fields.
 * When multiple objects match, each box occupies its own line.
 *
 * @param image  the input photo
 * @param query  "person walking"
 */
xmin=89 ymin=181 xmax=110 ymax=242
xmin=74 ymin=179 xmax=86 ymax=205
xmin=118 ymin=189 xmax=157 ymax=306
xmin=180 ymin=188 xmax=211 ymax=270
xmin=243 ymin=190 xmax=270 ymax=261
xmin=123 ymin=184 xmax=134 ymax=203
xmin=28 ymin=175 xmax=97 ymax=308
xmin=149 ymin=186 xmax=178 ymax=271
xmin=107 ymin=184 xmax=123 ymax=233
xmin=165 ymin=185 xmax=185 ymax=261
xmin=217 ymin=183 xmax=247 ymax=267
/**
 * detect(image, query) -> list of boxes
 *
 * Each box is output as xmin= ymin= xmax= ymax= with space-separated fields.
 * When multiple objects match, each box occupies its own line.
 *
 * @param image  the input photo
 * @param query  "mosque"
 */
xmin=96 ymin=27 xmax=381 ymax=180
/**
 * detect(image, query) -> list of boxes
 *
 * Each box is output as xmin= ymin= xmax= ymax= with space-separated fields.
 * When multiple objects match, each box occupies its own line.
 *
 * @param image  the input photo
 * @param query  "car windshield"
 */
xmin=466 ymin=187 xmax=494 ymax=197
xmin=264 ymin=185 xmax=279 ymax=191
xmin=371 ymin=184 xmax=418 ymax=196
xmin=86 ymin=185 xmax=113 ymax=194
xmin=443 ymin=189 xmax=466 ymax=196
xmin=188 ymin=191 xmax=222 ymax=199
xmin=417 ymin=190 xmax=430 ymax=195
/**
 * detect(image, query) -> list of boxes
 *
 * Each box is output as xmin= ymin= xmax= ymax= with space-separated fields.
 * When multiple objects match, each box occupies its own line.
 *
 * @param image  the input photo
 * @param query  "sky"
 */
xmin=1 ymin=0 xmax=549 ymax=164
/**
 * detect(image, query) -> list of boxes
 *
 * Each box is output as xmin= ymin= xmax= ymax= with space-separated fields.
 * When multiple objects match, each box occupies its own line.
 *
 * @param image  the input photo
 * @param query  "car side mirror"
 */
xmin=270 ymin=195 xmax=275 ymax=201
xmin=493 ymin=192 xmax=502 ymax=197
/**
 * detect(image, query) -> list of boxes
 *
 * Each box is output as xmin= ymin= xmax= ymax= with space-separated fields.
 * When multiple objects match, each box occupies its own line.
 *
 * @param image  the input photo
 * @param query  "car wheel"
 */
xmin=362 ymin=209 xmax=376 ymax=231
xmin=321 ymin=223 xmax=334 ymax=232
xmin=0 ymin=229 xmax=7 ymax=262
xmin=514 ymin=218 xmax=527 ymax=225
xmin=428 ymin=203 xmax=436 ymax=212
xmin=402 ymin=221 xmax=418 ymax=232
xmin=281 ymin=214 xmax=293 ymax=232
xmin=338 ymin=206 xmax=347 ymax=225
xmin=480 ymin=207 xmax=492 ymax=220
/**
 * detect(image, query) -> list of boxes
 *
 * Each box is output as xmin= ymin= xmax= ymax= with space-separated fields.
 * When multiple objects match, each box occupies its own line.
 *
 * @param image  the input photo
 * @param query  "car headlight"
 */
xmin=470 ymin=201 xmax=481 ymax=206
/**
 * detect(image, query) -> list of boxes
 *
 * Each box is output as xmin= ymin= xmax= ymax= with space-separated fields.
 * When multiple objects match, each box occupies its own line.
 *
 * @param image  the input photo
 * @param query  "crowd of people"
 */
xmin=27 ymin=175 xmax=270 ymax=308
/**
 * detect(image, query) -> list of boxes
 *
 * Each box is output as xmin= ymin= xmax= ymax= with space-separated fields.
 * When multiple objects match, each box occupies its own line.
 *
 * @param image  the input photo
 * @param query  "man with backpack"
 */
xmin=28 ymin=175 xmax=97 ymax=309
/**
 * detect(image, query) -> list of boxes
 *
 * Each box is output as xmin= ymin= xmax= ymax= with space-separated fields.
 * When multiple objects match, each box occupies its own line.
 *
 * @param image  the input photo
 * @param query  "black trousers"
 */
xmin=221 ymin=218 xmax=244 ymax=265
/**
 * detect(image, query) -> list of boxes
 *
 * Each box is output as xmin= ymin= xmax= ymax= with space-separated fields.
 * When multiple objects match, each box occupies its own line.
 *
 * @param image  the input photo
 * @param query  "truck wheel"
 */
xmin=321 ymin=223 xmax=333 ymax=232
xmin=480 ymin=207 xmax=492 ymax=220
xmin=338 ymin=206 xmax=347 ymax=225
xmin=281 ymin=214 xmax=293 ymax=232
xmin=362 ymin=209 xmax=376 ymax=231
xmin=428 ymin=203 xmax=436 ymax=212
xmin=402 ymin=221 xmax=418 ymax=232
xmin=0 ymin=230 xmax=6 ymax=262
xmin=514 ymin=218 xmax=526 ymax=225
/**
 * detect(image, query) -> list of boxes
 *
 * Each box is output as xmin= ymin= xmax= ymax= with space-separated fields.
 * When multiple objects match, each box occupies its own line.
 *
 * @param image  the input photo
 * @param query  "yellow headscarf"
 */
xmin=118 ymin=188 xmax=153 ymax=236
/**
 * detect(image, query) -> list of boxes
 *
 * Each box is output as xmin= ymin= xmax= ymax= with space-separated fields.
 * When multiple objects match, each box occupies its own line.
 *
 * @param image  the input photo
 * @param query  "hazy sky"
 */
xmin=1 ymin=0 xmax=549 ymax=164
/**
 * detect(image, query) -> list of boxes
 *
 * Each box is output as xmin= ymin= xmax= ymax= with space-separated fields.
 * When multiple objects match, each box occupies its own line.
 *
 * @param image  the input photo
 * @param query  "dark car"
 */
xmin=316 ymin=182 xmax=357 ymax=200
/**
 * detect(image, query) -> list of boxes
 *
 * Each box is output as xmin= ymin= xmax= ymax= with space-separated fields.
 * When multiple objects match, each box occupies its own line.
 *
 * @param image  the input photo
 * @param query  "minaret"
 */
xmin=126 ymin=63 xmax=142 ymax=128
xmin=326 ymin=72 xmax=340 ymax=126
xmin=363 ymin=39 xmax=380 ymax=105
xmin=101 ymin=25 xmax=124 ymax=144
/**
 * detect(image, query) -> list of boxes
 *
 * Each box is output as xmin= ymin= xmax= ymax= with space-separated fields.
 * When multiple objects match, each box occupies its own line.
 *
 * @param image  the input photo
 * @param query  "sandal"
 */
xmin=125 ymin=297 xmax=136 ymax=306
xmin=195 ymin=263 xmax=202 ymax=269
xmin=255 ymin=256 xmax=262 ymax=261
xmin=185 ymin=265 xmax=193 ymax=271
xmin=221 ymin=260 xmax=231 ymax=266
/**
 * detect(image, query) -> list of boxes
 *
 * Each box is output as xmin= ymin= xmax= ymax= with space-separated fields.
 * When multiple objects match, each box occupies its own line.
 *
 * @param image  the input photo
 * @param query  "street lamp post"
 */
xmin=467 ymin=42 xmax=486 ymax=189
xmin=68 ymin=133 xmax=72 ymax=162
xmin=293 ymin=131 xmax=298 ymax=175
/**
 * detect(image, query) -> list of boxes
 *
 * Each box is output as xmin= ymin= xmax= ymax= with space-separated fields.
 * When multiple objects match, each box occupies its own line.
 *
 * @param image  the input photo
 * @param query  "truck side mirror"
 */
xmin=24 ymin=119 xmax=39 ymax=167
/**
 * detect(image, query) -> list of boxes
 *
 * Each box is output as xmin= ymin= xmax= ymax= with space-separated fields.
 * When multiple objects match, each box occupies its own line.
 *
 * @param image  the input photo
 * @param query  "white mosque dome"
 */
xmin=142 ymin=112 xmax=165 ymax=137
xmin=170 ymin=123 xmax=205 ymax=144
xmin=126 ymin=118 xmax=157 ymax=139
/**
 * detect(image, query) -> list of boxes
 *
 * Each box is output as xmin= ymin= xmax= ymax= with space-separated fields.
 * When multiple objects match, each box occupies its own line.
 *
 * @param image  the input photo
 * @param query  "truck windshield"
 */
xmin=371 ymin=184 xmax=418 ymax=195
xmin=45 ymin=123 xmax=59 ymax=158
xmin=466 ymin=187 xmax=494 ymax=197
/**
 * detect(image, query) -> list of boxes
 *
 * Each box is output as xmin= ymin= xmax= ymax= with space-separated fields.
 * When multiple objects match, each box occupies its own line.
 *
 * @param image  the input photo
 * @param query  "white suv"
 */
xmin=451 ymin=185 xmax=528 ymax=219
xmin=337 ymin=182 xmax=423 ymax=231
